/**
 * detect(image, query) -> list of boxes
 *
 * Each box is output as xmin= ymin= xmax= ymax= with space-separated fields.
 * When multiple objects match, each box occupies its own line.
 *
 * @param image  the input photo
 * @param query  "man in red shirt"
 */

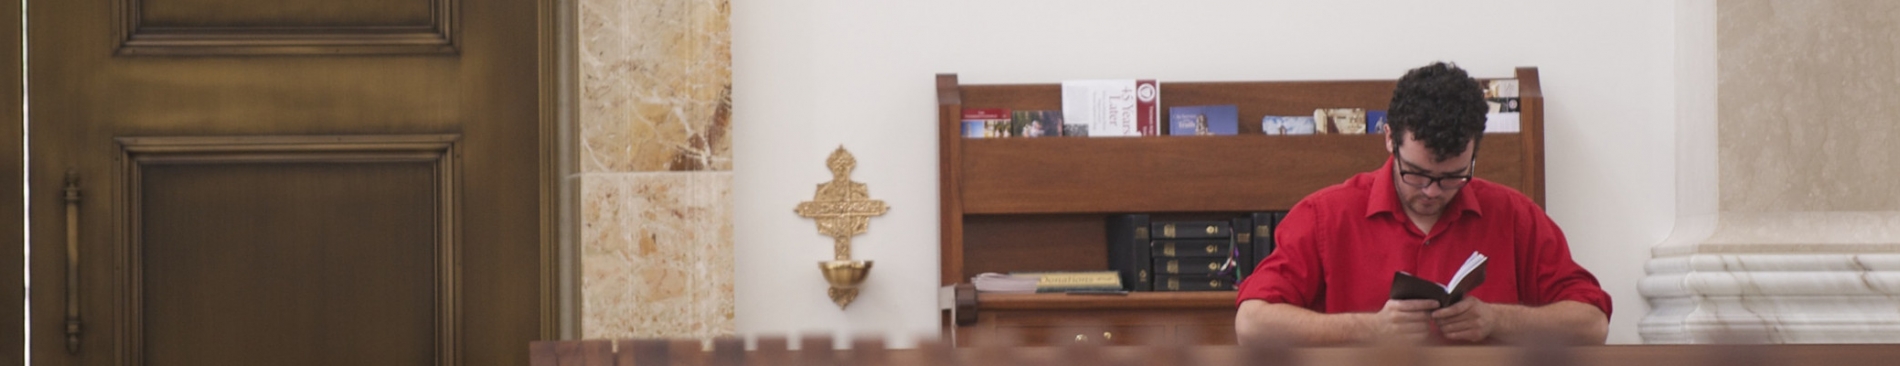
xmin=1234 ymin=63 xmax=1611 ymax=345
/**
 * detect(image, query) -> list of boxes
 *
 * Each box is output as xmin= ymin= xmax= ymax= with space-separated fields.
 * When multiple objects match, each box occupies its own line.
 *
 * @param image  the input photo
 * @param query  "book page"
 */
xmin=1448 ymin=252 xmax=1487 ymax=291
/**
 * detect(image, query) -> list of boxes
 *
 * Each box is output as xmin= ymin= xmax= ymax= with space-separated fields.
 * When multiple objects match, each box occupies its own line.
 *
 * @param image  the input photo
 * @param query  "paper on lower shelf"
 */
xmin=971 ymin=273 xmax=1038 ymax=293
xmin=1485 ymin=113 xmax=1520 ymax=133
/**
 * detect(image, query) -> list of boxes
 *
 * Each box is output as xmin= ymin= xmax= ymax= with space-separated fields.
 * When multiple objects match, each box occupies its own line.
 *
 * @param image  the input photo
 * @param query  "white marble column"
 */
xmin=1641 ymin=0 xmax=1900 ymax=343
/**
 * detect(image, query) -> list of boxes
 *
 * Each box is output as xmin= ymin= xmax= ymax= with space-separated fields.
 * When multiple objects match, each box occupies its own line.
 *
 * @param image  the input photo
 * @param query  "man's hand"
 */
xmin=1432 ymin=297 xmax=1497 ymax=342
xmin=1364 ymin=299 xmax=1438 ymax=343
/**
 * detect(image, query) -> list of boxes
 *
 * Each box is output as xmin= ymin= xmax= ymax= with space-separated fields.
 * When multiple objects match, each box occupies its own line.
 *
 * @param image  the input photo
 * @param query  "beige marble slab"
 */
xmin=1717 ymin=0 xmax=1900 ymax=212
xmin=580 ymin=172 xmax=734 ymax=339
xmin=579 ymin=0 xmax=733 ymax=173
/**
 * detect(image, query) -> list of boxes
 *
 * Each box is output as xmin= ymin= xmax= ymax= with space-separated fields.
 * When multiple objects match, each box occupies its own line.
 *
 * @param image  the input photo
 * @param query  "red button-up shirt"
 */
xmin=1236 ymin=158 xmax=1612 ymax=320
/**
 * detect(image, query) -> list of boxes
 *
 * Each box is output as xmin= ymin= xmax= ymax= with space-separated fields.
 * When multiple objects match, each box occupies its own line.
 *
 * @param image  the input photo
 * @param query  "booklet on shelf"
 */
xmin=1061 ymin=79 xmax=1159 ymax=137
xmin=1262 ymin=116 xmax=1317 ymax=135
xmin=961 ymin=108 xmax=1011 ymax=138
xmin=1168 ymin=105 xmax=1239 ymax=136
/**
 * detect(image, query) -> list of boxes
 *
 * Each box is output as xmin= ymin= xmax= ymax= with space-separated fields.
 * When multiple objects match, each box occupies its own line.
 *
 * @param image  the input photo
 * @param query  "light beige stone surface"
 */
xmin=580 ymin=172 xmax=734 ymax=339
xmin=1645 ymin=0 xmax=1900 ymax=344
xmin=574 ymin=0 xmax=734 ymax=341
xmin=579 ymin=0 xmax=733 ymax=173
xmin=1718 ymin=0 xmax=1900 ymax=212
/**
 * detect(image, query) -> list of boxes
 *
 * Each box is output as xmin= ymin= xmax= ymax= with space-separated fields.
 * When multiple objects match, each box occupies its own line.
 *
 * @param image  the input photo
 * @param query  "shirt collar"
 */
xmin=1365 ymin=156 xmax=1483 ymax=219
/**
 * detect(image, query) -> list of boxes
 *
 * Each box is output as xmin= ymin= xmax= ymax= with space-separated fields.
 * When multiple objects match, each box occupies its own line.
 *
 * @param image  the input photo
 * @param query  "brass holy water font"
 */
xmin=793 ymin=146 xmax=889 ymax=309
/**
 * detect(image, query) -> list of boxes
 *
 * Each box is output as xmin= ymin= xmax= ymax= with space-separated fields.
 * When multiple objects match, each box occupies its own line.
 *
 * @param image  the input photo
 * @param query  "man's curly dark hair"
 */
xmin=1386 ymin=62 xmax=1488 ymax=162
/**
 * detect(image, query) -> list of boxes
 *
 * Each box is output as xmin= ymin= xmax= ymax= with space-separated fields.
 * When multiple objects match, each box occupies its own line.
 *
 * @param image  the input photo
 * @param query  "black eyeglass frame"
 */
xmin=1392 ymin=149 xmax=1477 ymax=190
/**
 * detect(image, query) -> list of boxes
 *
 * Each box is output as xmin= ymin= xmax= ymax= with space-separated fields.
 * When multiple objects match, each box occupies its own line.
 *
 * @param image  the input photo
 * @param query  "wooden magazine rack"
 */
xmin=936 ymin=68 xmax=1546 ymax=346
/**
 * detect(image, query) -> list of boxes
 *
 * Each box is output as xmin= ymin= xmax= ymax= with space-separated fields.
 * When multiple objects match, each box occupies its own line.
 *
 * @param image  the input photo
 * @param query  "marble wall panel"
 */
xmin=579 ymin=0 xmax=732 ymax=173
xmin=1718 ymin=0 xmax=1900 ymax=212
xmin=580 ymin=172 xmax=734 ymax=339
xmin=574 ymin=0 xmax=734 ymax=341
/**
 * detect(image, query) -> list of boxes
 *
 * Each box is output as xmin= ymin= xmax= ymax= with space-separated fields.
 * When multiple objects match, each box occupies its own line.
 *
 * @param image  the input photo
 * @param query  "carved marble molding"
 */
xmin=1641 ymin=211 xmax=1900 ymax=343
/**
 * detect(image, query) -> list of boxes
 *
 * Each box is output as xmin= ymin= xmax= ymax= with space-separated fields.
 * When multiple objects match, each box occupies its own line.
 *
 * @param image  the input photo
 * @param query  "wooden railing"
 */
xmin=532 ymin=337 xmax=1900 ymax=366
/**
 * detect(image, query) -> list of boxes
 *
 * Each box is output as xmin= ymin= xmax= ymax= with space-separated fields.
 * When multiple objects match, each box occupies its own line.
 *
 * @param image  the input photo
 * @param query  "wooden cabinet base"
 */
xmin=957 ymin=309 xmax=1236 ymax=347
xmin=954 ymin=291 xmax=1239 ymax=347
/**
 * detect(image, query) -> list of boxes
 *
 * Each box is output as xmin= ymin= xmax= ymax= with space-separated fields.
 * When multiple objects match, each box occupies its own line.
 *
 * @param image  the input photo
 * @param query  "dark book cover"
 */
xmin=1388 ymin=252 xmax=1488 ymax=308
xmin=1231 ymin=216 xmax=1254 ymax=282
xmin=1149 ymin=239 xmax=1231 ymax=258
xmin=1152 ymin=256 xmax=1226 ymax=276
xmin=1106 ymin=214 xmax=1153 ymax=291
xmin=1155 ymin=275 xmax=1235 ymax=292
xmin=1248 ymin=212 xmax=1279 ymax=270
xmin=1150 ymin=221 xmax=1231 ymax=239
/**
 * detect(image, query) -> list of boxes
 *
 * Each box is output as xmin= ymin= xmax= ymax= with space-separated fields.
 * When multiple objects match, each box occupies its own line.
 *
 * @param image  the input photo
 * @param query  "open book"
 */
xmin=1388 ymin=252 xmax=1487 ymax=308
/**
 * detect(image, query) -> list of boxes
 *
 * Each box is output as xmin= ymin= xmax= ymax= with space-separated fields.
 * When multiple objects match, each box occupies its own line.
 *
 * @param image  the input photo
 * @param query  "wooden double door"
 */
xmin=10 ymin=0 xmax=554 ymax=364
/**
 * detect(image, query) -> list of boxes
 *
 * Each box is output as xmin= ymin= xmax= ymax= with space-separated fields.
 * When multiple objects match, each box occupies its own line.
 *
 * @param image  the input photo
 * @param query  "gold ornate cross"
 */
xmin=794 ymin=146 xmax=889 ymax=260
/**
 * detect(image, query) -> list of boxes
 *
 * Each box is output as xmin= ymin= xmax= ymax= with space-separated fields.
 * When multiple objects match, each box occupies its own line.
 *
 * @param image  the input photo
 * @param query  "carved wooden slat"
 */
xmin=114 ymin=0 xmax=457 ymax=55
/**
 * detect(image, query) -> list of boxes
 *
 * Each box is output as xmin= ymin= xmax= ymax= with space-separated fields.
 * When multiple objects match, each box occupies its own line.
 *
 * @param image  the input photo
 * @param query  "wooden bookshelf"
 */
xmin=936 ymin=68 xmax=1545 ymax=346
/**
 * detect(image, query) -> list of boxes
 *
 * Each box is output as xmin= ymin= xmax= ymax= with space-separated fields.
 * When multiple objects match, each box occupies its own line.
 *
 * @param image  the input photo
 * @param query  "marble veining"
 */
xmin=580 ymin=172 xmax=734 ymax=339
xmin=579 ymin=0 xmax=733 ymax=173
xmin=574 ymin=0 xmax=735 ymax=342
xmin=1641 ymin=249 xmax=1900 ymax=343
xmin=1642 ymin=295 xmax=1900 ymax=344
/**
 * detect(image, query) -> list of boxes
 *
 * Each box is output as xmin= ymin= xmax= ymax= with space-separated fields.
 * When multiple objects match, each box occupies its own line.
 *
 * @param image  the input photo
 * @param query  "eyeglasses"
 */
xmin=1393 ymin=149 xmax=1475 ymax=190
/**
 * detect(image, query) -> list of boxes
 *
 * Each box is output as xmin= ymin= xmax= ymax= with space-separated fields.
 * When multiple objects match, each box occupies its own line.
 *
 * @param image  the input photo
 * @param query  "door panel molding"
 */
xmin=539 ymin=0 xmax=576 ymax=340
xmin=113 ymin=135 xmax=461 ymax=366
xmin=113 ymin=0 xmax=457 ymax=56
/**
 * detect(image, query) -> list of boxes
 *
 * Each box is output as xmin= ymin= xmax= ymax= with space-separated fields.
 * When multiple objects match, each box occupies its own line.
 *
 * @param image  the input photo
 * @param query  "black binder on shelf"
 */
xmin=1106 ymin=214 xmax=1153 ymax=291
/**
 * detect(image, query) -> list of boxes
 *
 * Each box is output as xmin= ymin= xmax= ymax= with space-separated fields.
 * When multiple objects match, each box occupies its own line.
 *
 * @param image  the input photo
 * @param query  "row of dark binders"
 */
xmin=1106 ymin=213 xmax=1286 ymax=292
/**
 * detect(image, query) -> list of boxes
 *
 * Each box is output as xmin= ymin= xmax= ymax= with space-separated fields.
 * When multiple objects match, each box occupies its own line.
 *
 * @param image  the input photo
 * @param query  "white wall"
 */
xmin=732 ymin=0 xmax=1690 ymax=345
